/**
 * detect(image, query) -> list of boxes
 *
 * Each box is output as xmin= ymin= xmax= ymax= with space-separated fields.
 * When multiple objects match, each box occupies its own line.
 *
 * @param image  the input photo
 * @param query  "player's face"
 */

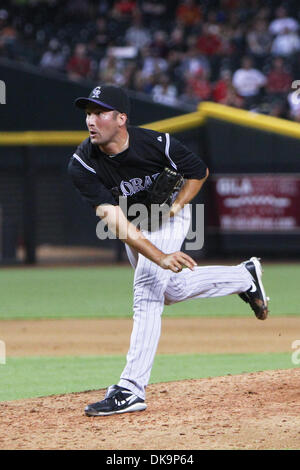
xmin=85 ymin=105 xmax=120 ymax=145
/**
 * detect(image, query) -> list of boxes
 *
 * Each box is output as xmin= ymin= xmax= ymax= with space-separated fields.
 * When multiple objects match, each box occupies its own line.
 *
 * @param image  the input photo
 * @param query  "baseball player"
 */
xmin=68 ymin=85 xmax=269 ymax=417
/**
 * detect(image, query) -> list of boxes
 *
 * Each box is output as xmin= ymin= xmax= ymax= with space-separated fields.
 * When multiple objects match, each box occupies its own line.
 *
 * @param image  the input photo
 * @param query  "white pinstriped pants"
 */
xmin=118 ymin=205 xmax=252 ymax=399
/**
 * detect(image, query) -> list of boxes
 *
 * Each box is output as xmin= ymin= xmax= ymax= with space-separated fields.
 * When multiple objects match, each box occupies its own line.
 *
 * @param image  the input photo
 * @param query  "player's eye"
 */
xmin=86 ymin=111 xmax=101 ymax=116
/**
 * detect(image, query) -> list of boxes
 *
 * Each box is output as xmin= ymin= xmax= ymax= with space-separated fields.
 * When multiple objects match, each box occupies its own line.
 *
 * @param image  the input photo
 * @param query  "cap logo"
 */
xmin=91 ymin=86 xmax=102 ymax=98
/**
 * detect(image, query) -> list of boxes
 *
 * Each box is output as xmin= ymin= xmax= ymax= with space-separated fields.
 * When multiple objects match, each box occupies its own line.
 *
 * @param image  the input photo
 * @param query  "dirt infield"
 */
xmin=2 ymin=317 xmax=300 ymax=356
xmin=1 ymin=317 xmax=300 ymax=450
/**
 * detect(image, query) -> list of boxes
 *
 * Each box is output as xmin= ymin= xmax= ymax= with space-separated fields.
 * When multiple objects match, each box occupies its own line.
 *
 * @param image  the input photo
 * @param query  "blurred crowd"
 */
xmin=1 ymin=0 xmax=300 ymax=119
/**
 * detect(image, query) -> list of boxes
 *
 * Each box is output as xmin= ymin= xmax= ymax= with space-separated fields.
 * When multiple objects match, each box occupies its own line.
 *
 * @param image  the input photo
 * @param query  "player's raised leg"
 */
xmin=164 ymin=257 xmax=269 ymax=320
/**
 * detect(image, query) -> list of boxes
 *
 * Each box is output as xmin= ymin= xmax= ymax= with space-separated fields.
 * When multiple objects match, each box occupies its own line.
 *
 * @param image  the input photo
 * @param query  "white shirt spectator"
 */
xmin=152 ymin=83 xmax=178 ymax=106
xmin=269 ymin=17 xmax=298 ymax=36
xmin=125 ymin=25 xmax=151 ymax=49
xmin=232 ymin=68 xmax=266 ymax=97
xmin=141 ymin=55 xmax=168 ymax=78
xmin=40 ymin=39 xmax=66 ymax=71
xmin=40 ymin=50 xmax=65 ymax=70
xmin=271 ymin=31 xmax=300 ymax=56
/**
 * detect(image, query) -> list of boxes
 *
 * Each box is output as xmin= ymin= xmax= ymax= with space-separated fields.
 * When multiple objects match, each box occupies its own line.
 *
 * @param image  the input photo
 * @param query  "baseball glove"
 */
xmin=145 ymin=167 xmax=183 ymax=207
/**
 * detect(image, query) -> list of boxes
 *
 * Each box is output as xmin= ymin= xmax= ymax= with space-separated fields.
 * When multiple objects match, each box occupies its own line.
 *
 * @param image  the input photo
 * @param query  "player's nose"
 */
xmin=86 ymin=114 xmax=97 ymax=126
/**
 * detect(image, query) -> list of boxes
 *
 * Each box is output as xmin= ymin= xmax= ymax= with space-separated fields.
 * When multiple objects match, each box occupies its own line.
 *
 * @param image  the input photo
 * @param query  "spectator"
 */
xmin=149 ymin=30 xmax=169 ymax=59
xmin=184 ymin=68 xmax=212 ymax=102
xmin=205 ymin=9 xmax=222 ymax=36
xmin=271 ymin=26 xmax=300 ymax=57
xmin=140 ymin=0 xmax=167 ymax=27
xmin=268 ymin=98 xmax=287 ymax=118
xmin=151 ymin=73 xmax=178 ymax=106
xmin=124 ymin=10 xmax=151 ymax=49
xmin=121 ymin=61 xmax=138 ymax=89
xmin=255 ymin=6 xmax=272 ymax=22
xmin=212 ymin=68 xmax=232 ymax=102
xmin=111 ymin=0 xmax=137 ymax=20
xmin=66 ymin=43 xmax=92 ymax=81
xmin=269 ymin=5 xmax=298 ymax=36
xmin=0 ymin=9 xmax=18 ymax=58
xmin=133 ymin=69 xmax=155 ymax=94
xmin=179 ymin=42 xmax=210 ymax=78
xmin=140 ymin=46 xmax=168 ymax=79
xmin=227 ymin=10 xmax=247 ymax=56
xmin=93 ymin=17 xmax=110 ymax=52
xmin=166 ymin=28 xmax=186 ymax=85
xmin=246 ymin=19 xmax=272 ymax=59
xmin=96 ymin=0 xmax=111 ymax=16
xmin=168 ymin=26 xmax=186 ymax=54
xmin=266 ymin=57 xmax=292 ymax=96
xmin=65 ymin=0 xmax=91 ymax=21
xmin=176 ymin=0 xmax=202 ymax=28
xmin=40 ymin=39 xmax=66 ymax=72
xmin=217 ymin=23 xmax=236 ymax=57
xmin=98 ymin=51 xmax=124 ymax=85
xmin=232 ymin=56 xmax=266 ymax=108
xmin=212 ymin=69 xmax=245 ymax=107
xmin=197 ymin=23 xmax=223 ymax=56
xmin=178 ymin=86 xmax=200 ymax=109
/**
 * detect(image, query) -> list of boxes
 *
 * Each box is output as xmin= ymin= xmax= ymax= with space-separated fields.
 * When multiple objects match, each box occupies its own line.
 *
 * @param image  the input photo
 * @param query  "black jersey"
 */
xmin=68 ymin=126 xmax=207 ymax=210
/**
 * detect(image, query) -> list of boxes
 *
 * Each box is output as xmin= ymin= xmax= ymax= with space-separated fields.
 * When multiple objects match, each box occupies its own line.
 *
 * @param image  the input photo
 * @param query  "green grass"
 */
xmin=0 ymin=264 xmax=299 ymax=319
xmin=0 ymin=352 xmax=297 ymax=401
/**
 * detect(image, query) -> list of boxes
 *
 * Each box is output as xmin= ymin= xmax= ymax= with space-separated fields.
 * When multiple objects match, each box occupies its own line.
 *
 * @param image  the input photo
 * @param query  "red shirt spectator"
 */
xmin=113 ymin=0 xmax=137 ymax=18
xmin=197 ymin=25 xmax=223 ymax=56
xmin=212 ymin=70 xmax=244 ymax=107
xmin=212 ymin=78 xmax=228 ymax=102
xmin=66 ymin=43 xmax=91 ymax=80
xmin=176 ymin=0 xmax=202 ymax=27
xmin=266 ymin=57 xmax=292 ymax=94
xmin=185 ymin=70 xmax=211 ymax=101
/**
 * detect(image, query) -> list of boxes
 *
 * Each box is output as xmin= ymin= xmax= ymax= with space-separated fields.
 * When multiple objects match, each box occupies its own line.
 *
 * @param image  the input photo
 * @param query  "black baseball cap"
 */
xmin=75 ymin=85 xmax=130 ymax=115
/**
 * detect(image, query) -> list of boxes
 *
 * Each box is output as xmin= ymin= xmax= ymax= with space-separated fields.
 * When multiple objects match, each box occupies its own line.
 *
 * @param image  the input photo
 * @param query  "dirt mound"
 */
xmin=1 ymin=368 xmax=299 ymax=450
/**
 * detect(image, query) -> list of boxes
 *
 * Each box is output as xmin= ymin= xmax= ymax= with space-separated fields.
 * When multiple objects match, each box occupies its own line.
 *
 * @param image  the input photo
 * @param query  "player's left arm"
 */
xmin=169 ymin=169 xmax=209 ymax=217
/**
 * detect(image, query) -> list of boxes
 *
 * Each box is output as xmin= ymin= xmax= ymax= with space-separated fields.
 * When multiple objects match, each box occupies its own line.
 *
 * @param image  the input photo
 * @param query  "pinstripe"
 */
xmin=143 ymin=214 xmax=181 ymax=376
xmin=133 ymin=224 xmax=169 ymax=387
xmin=164 ymin=264 xmax=252 ymax=304
xmin=120 ymin=228 xmax=165 ymax=396
xmin=141 ymin=224 xmax=170 ymax=376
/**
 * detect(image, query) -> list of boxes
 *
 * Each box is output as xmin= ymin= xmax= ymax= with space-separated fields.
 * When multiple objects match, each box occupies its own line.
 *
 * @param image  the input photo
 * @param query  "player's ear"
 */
xmin=118 ymin=112 xmax=128 ymax=127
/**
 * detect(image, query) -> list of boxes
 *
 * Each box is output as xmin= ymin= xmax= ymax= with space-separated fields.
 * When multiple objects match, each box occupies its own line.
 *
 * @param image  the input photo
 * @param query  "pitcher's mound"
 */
xmin=1 ymin=368 xmax=299 ymax=450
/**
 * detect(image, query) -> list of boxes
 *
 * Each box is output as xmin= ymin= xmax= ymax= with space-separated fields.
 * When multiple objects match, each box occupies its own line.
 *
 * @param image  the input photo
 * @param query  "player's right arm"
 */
xmin=96 ymin=204 xmax=196 ymax=273
xmin=68 ymin=155 xmax=196 ymax=273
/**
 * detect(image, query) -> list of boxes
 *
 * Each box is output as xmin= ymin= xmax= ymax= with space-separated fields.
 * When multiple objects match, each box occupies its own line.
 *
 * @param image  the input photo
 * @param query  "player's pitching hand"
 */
xmin=159 ymin=251 xmax=197 ymax=273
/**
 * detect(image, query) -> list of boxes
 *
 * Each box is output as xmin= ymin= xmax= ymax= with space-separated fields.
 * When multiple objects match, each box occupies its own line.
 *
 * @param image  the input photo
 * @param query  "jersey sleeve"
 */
xmin=167 ymin=134 xmax=208 ymax=179
xmin=68 ymin=156 xmax=118 ymax=208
